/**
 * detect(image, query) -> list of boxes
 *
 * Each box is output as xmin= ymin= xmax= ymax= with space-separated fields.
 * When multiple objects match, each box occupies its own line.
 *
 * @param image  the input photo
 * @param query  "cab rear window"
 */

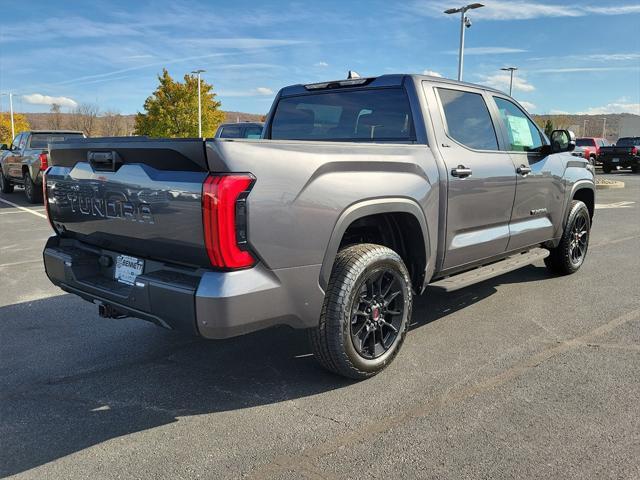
xmin=30 ymin=133 xmax=83 ymax=149
xmin=270 ymin=88 xmax=415 ymax=142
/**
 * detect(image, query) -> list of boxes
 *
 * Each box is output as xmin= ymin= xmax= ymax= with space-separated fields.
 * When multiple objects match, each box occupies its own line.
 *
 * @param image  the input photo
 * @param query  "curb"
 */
xmin=595 ymin=180 xmax=625 ymax=190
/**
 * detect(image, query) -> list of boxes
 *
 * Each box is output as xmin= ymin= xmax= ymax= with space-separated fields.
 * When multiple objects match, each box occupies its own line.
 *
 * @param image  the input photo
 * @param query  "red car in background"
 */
xmin=576 ymin=137 xmax=612 ymax=165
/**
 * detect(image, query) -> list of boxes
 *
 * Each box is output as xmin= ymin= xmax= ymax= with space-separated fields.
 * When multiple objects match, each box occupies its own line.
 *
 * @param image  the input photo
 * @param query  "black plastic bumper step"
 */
xmin=429 ymin=248 xmax=550 ymax=292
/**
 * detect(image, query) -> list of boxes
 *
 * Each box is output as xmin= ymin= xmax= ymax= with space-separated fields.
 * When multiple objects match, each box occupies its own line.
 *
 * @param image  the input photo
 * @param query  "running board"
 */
xmin=429 ymin=248 xmax=550 ymax=292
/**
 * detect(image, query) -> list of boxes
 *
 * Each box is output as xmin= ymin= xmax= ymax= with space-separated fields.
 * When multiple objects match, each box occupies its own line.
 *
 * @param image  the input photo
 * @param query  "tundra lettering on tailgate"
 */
xmin=64 ymin=188 xmax=155 ymax=224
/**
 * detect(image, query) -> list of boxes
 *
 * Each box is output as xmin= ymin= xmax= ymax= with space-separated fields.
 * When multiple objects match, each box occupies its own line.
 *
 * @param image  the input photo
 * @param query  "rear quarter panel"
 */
xmin=206 ymin=140 xmax=439 ymax=276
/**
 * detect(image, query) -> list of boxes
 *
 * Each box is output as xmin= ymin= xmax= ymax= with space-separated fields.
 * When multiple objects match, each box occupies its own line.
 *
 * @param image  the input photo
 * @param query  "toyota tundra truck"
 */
xmin=42 ymin=74 xmax=595 ymax=379
xmin=0 ymin=130 xmax=85 ymax=203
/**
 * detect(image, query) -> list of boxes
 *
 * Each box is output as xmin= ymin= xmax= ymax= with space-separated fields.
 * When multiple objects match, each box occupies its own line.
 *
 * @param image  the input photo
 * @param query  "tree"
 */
xmin=0 ymin=113 xmax=30 ymax=146
xmin=69 ymin=103 xmax=99 ymax=136
xmin=134 ymin=69 xmax=225 ymax=138
xmin=49 ymin=103 xmax=63 ymax=130
xmin=544 ymin=119 xmax=554 ymax=138
xmin=102 ymin=110 xmax=126 ymax=136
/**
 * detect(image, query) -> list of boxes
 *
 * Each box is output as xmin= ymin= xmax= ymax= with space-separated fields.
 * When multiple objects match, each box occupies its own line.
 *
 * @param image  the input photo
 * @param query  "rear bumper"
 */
xmin=43 ymin=236 xmax=324 ymax=339
xmin=601 ymin=156 xmax=639 ymax=168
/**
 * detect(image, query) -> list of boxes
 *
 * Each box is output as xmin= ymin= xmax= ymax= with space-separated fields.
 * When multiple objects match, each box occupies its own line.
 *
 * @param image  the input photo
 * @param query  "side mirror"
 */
xmin=550 ymin=129 xmax=576 ymax=153
xmin=0 ymin=144 xmax=7 ymax=150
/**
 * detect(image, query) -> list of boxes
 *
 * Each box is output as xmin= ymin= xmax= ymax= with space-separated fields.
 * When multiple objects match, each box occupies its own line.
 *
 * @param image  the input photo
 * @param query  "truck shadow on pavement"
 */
xmin=0 ymin=264 xmax=549 ymax=476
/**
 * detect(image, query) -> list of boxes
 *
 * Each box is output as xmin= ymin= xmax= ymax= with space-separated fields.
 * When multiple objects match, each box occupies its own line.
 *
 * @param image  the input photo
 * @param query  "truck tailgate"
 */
xmin=46 ymin=138 xmax=210 ymax=268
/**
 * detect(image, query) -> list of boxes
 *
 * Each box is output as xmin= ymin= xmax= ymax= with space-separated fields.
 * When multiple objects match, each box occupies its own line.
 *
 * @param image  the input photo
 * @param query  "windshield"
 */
xmin=270 ymin=88 xmax=414 ymax=142
xmin=576 ymin=139 xmax=595 ymax=147
xmin=616 ymin=137 xmax=640 ymax=146
xmin=30 ymin=133 xmax=83 ymax=149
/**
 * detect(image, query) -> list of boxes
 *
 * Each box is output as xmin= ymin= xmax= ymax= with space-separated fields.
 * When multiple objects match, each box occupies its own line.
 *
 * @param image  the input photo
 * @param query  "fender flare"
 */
xmin=566 ymin=180 xmax=595 ymax=219
xmin=319 ymin=198 xmax=431 ymax=291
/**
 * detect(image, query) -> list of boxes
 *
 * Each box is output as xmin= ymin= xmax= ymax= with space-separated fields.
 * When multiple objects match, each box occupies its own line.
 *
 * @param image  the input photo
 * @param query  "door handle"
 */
xmin=517 ymin=165 xmax=532 ymax=176
xmin=451 ymin=165 xmax=472 ymax=178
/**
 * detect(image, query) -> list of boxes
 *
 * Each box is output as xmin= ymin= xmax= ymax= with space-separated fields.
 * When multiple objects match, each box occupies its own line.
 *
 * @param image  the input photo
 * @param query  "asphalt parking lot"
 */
xmin=1 ymin=173 xmax=639 ymax=479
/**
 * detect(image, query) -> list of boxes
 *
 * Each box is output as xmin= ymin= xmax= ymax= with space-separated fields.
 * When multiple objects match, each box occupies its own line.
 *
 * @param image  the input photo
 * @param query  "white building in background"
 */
xmin=618 ymin=115 xmax=640 ymax=139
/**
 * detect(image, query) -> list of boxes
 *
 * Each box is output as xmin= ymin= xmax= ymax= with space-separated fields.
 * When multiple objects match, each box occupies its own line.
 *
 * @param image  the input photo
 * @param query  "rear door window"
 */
xmin=436 ymin=88 xmax=499 ymax=151
xmin=270 ymin=88 xmax=414 ymax=142
xmin=493 ymin=97 xmax=544 ymax=152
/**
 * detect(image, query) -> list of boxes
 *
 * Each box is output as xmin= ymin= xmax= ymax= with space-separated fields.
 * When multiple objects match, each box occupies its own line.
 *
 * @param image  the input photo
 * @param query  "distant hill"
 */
xmin=17 ymin=110 xmax=265 ymax=137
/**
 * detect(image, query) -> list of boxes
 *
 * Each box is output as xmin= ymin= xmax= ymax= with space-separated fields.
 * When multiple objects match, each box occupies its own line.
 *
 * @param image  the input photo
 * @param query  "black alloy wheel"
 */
xmin=568 ymin=210 xmax=589 ymax=266
xmin=350 ymin=268 xmax=405 ymax=360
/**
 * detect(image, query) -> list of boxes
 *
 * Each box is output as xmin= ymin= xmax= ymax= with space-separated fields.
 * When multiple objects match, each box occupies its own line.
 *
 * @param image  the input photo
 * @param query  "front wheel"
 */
xmin=544 ymin=200 xmax=591 ymax=275
xmin=310 ymin=244 xmax=412 ymax=380
xmin=23 ymin=172 xmax=42 ymax=204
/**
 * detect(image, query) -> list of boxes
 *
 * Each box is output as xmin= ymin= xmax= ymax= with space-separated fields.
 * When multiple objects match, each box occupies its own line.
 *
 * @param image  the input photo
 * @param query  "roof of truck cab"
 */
xmin=279 ymin=74 xmax=506 ymax=97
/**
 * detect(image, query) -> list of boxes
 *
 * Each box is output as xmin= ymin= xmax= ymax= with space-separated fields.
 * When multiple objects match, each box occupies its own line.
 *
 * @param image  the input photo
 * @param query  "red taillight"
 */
xmin=202 ymin=174 xmax=255 ymax=269
xmin=39 ymin=152 xmax=48 ymax=171
xmin=632 ymin=147 xmax=638 ymax=155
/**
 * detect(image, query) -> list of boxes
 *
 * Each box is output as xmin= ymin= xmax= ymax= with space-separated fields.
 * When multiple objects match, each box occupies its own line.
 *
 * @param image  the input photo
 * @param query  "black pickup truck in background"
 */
xmin=599 ymin=137 xmax=640 ymax=173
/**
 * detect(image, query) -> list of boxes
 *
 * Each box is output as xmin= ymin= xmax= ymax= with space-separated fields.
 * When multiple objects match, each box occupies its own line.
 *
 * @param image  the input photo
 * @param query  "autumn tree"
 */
xmin=544 ymin=119 xmax=554 ymax=138
xmin=102 ymin=110 xmax=126 ymax=136
xmin=134 ymin=69 xmax=225 ymax=138
xmin=0 ymin=113 xmax=30 ymax=146
xmin=69 ymin=103 xmax=100 ymax=136
xmin=49 ymin=103 xmax=63 ymax=130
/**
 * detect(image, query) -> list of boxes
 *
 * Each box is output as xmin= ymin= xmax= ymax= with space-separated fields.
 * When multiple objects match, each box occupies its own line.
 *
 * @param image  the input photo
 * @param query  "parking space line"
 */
xmin=0 ymin=259 xmax=44 ymax=268
xmin=0 ymin=198 xmax=47 ymax=219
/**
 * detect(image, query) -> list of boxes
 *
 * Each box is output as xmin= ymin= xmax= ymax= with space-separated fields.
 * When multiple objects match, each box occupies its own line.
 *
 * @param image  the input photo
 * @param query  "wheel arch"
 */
xmin=571 ymin=183 xmax=595 ymax=220
xmin=319 ymin=198 xmax=431 ymax=293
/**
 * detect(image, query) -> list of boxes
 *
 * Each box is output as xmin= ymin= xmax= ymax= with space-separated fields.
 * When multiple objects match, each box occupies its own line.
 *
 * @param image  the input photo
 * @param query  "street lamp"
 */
xmin=0 ymin=92 xmax=15 ymax=140
xmin=191 ymin=69 xmax=206 ymax=137
xmin=501 ymin=67 xmax=518 ymax=96
xmin=444 ymin=3 xmax=484 ymax=81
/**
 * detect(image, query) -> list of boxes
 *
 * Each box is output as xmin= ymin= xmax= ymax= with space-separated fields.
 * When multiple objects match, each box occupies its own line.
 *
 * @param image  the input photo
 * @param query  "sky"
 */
xmin=1 ymin=0 xmax=639 ymax=116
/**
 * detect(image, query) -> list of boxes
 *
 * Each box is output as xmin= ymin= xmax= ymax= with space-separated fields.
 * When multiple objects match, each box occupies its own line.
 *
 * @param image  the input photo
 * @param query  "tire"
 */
xmin=310 ymin=243 xmax=412 ymax=380
xmin=602 ymin=164 xmax=612 ymax=174
xmin=23 ymin=171 xmax=42 ymax=204
xmin=589 ymin=155 xmax=596 ymax=166
xmin=0 ymin=170 xmax=14 ymax=193
xmin=544 ymin=200 xmax=591 ymax=275
xmin=631 ymin=165 xmax=639 ymax=174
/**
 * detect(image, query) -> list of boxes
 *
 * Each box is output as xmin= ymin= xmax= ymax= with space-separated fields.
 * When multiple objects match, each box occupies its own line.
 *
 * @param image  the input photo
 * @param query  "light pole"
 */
xmin=444 ymin=3 xmax=484 ymax=81
xmin=0 ymin=92 xmax=15 ymax=140
xmin=191 ymin=69 xmax=205 ymax=137
xmin=501 ymin=67 xmax=518 ymax=96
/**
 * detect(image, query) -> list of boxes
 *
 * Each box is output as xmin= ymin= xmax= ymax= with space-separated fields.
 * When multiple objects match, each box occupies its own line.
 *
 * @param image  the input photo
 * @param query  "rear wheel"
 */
xmin=23 ymin=172 xmax=42 ymax=204
xmin=310 ymin=243 xmax=412 ymax=380
xmin=602 ymin=164 xmax=612 ymax=174
xmin=544 ymin=200 xmax=591 ymax=275
xmin=631 ymin=165 xmax=639 ymax=174
xmin=0 ymin=170 xmax=14 ymax=193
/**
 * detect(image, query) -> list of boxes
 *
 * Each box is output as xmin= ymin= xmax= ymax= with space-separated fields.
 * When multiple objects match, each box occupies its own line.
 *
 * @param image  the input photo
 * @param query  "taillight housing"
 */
xmin=202 ymin=174 xmax=256 ymax=269
xmin=39 ymin=152 xmax=48 ymax=171
xmin=632 ymin=146 xmax=638 ymax=155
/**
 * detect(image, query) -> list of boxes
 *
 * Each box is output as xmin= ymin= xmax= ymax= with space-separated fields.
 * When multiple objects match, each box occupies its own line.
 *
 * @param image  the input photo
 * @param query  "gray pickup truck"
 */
xmin=0 ymin=130 xmax=85 ymax=203
xmin=42 ymin=74 xmax=595 ymax=379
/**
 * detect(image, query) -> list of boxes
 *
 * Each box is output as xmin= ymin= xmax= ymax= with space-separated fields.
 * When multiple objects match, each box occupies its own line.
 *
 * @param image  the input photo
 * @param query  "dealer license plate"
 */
xmin=114 ymin=255 xmax=144 ymax=285
xmin=612 ymin=158 xmax=619 ymax=162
